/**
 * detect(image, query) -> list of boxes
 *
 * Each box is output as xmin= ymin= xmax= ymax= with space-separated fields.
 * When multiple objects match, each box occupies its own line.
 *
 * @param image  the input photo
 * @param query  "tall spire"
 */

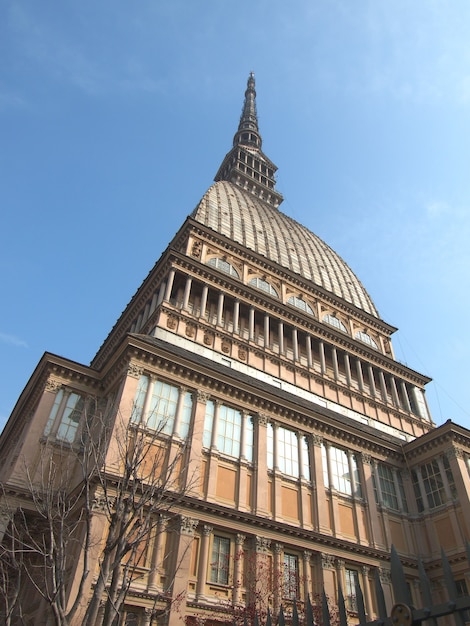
xmin=215 ymin=73 xmax=283 ymax=208
xmin=233 ymin=71 xmax=261 ymax=149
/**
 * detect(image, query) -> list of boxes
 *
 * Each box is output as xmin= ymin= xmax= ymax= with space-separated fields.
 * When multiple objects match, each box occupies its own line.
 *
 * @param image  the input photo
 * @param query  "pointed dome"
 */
xmin=191 ymin=181 xmax=378 ymax=317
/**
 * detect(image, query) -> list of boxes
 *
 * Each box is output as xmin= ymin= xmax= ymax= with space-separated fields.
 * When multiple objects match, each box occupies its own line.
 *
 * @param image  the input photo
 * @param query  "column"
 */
xmin=306 ymin=335 xmax=313 ymax=368
xmin=148 ymin=515 xmax=169 ymax=590
xmin=196 ymin=524 xmax=212 ymax=599
xmin=206 ymin=401 xmax=221 ymax=497
xmin=168 ymin=517 xmax=199 ymax=626
xmin=254 ymin=414 xmax=269 ymax=515
xmin=200 ymin=284 xmax=208 ymax=318
xmin=143 ymin=608 xmax=153 ymax=626
xmin=312 ymin=435 xmax=330 ymax=532
xmin=361 ymin=454 xmax=384 ymax=549
xmin=233 ymin=534 xmax=246 ymax=605
xmin=264 ymin=314 xmax=270 ymax=347
xmin=319 ymin=340 xmax=326 ymax=375
xmin=332 ymin=347 xmax=339 ymax=380
xmin=379 ymin=371 xmax=388 ymax=403
xmin=356 ymin=359 xmax=365 ymax=392
xmin=141 ymin=376 xmax=156 ymax=425
xmin=446 ymin=447 xmax=470 ymax=534
xmin=367 ymin=365 xmax=376 ymax=397
xmin=278 ymin=321 xmax=284 ymax=354
xmin=292 ymin=328 xmax=299 ymax=361
xmin=347 ymin=451 xmax=361 ymax=542
xmin=389 ymin=375 xmax=400 ymax=407
xmin=344 ymin=354 xmax=352 ymax=386
xmin=273 ymin=543 xmax=283 ymax=615
xmin=172 ymin=386 xmax=187 ymax=438
xmin=210 ymin=401 xmax=220 ymax=450
xmin=249 ymin=306 xmax=255 ymax=341
xmin=182 ymin=277 xmax=192 ymax=310
xmin=164 ymin=268 xmax=176 ymax=302
xmin=157 ymin=281 xmax=166 ymax=306
xmin=303 ymin=550 xmax=312 ymax=601
xmin=362 ymin=566 xmax=373 ymax=619
xmin=217 ymin=292 xmax=224 ymax=326
xmin=233 ymin=299 xmax=240 ymax=333
xmin=186 ymin=390 xmax=209 ymax=496
xmin=400 ymin=381 xmax=412 ymax=412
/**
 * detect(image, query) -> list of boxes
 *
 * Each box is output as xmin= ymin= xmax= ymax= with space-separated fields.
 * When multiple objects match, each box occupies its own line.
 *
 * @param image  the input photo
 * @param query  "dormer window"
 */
xmin=355 ymin=330 xmax=378 ymax=349
xmin=323 ymin=314 xmax=347 ymax=333
xmin=287 ymin=296 xmax=314 ymax=315
xmin=207 ymin=257 xmax=240 ymax=279
xmin=249 ymin=277 xmax=279 ymax=298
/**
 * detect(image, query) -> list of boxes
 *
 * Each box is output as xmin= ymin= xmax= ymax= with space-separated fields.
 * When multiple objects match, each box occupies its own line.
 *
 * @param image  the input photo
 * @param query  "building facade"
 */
xmin=1 ymin=74 xmax=470 ymax=625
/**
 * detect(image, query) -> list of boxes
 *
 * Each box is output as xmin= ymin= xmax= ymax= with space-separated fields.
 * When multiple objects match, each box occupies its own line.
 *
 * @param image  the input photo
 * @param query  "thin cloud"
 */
xmin=0 ymin=333 xmax=28 ymax=348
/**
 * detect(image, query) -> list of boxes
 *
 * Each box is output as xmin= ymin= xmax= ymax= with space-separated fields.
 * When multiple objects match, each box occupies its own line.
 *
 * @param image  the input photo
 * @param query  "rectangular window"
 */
xmin=217 ymin=406 xmax=242 ymax=457
xmin=44 ymin=389 xmax=84 ymax=443
xmin=323 ymin=444 xmax=362 ymax=497
xmin=147 ymin=380 xmax=178 ymax=433
xmin=131 ymin=375 xmax=192 ymax=438
xmin=203 ymin=402 xmax=253 ymax=462
xmin=377 ymin=464 xmax=399 ymax=510
xmin=277 ymin=428 xmax=299 ymax=477
xmin=283 ymin=553 xmax=299 ymax=600
xmin=421 ymin=459 xmax=445 ymax=509
xmin=210 ymin=536 xmax=230 ymax=584
xmin=345 ymin=568 xmax=359 ymax=612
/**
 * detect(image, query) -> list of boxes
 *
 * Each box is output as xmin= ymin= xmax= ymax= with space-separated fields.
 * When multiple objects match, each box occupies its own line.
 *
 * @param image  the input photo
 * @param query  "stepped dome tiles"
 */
xmin=192 ymin=180 xmax=378 ymax=317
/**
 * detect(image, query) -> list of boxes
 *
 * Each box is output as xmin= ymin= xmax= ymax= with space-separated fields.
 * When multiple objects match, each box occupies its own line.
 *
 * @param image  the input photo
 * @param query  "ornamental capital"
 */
xmin=196 ymin=390 xmax=210 ymax=404
xmin=321 ymin=553 xmax=336 ymax=570
xmin=255 ymin=536 xmax=271 ymax=553
xmin=361 ymin=452 xmax=372 ymax=465
xmin=127 ymin=362 xmax=144 ymax=379
xmin=447 ymin=446 xmax=464 ymax=460
xmin=236 ymin=533 xmax=246 ymax=546
xmin=312 ymin=434 xmax=323 ymax=447
xmin=45 ymin=378 xmax=62 ymax=393
xmin=180 ymin=516 xmax=199 ymax=536
xmin=202 ymin=524 xmax=213 ymax=537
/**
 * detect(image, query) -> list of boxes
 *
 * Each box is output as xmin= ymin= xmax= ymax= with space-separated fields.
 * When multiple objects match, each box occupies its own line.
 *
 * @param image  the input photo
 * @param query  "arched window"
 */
xmin=207 ymin=257 xmax=240 ymax=278
xmin=249 ymin=277 xmax=279 ymax=298
xmin=355 ymin=331 xmax=378 ymax=349
xmin=287 ymin=296 xmax=313 ymax=315
xmin=323 ymin=314 xmax=347 ymax=333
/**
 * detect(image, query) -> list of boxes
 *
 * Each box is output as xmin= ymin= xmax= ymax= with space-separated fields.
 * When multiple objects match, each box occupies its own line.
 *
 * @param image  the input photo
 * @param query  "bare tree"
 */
xmin=0 ymin=398 xmax=193 ymax=626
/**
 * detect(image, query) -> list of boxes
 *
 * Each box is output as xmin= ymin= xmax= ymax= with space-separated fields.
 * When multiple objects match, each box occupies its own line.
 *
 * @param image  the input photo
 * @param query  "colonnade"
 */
xmin=138 ymin=269 xmax=425 ymax=420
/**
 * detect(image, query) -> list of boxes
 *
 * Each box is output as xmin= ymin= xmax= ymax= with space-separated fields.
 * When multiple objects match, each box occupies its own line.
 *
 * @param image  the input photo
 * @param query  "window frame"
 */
xmin=209 ymin=535 xmax=231 ymax=585
xmin=44 ymin=388 xmax=85 ymax=444
xmin=283 ymin=552 xmax=299 ymax=600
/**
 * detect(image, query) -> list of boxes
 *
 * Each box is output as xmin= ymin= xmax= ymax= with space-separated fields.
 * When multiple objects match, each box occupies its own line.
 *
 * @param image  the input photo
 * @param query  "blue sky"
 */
xmin=1 ymin=0 xmax=470 ymax=430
